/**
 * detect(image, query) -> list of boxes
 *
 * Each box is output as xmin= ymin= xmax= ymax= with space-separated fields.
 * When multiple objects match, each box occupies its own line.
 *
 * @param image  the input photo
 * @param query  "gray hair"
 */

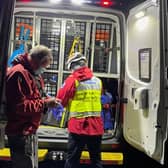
xmin=30 ymin=45 xmax=52 ymax=61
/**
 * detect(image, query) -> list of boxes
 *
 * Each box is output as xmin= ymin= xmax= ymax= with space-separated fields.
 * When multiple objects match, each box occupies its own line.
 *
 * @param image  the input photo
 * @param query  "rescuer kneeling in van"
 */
xmin=56 ymin=52 xmax=104 ymax=168
xmin=5 ymin=45 xmax=59 ymax=168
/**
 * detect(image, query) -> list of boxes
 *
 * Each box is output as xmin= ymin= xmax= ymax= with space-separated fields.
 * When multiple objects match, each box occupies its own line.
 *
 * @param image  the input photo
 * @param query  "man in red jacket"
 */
xmin=56 ymin=52 xmax=104 ymax=168
xmin=5 ymin=45 xmax=58 ymax=168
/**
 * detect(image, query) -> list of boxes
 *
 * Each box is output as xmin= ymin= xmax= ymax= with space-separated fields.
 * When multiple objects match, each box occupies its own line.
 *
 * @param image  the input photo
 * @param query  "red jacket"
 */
xmin=5 ymin=54 xmax=46 ymax=136
xmin=57 ymin=66 xmax=104 ymax=136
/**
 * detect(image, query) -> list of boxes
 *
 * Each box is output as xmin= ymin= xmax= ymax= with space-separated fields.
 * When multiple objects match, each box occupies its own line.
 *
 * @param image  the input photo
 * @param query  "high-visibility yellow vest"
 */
xmin=68 ymin=76 xmax=102 ymax=118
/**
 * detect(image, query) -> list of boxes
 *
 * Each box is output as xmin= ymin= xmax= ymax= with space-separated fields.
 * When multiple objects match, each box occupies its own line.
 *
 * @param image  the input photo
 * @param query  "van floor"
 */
xmin=38 ymin=125 xmax=115 ymax=140
xmin=38 ymin=125 xmax=68 ymax=138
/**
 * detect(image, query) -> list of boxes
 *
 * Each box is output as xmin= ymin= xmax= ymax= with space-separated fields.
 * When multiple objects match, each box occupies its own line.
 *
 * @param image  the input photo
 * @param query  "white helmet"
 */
xmin=66 ymin=52 xmax=87 ymax=70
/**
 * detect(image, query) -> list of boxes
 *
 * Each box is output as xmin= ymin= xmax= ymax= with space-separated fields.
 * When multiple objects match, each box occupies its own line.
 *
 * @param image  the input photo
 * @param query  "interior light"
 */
xmin=135 ymin=11 xmax=145 ymax=19
xmin=85 ymin=0 xmax=92 ymax=3
xmin=151 ymin=0 xmax=158 ymax=6
xmin=71 ymin=0 xmax=84 ymax=5
xmin=135 ymin=16 xmax=149 ymax=32
xmin=151 ymin=0 xmax=157 ymax=3
xmin=49 ymin=0 xmax=62 ymax=3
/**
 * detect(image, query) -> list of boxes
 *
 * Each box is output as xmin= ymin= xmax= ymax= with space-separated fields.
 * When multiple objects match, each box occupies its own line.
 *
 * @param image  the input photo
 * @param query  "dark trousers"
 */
xmin=7 ymin=134 xmax=38 ymax=168
xmin=64 ymin=133 xmax=103 ymax=168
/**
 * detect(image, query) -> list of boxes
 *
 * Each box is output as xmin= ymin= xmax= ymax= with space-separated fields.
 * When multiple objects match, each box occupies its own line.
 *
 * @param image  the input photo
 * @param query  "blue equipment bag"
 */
xmin=42 ymin=104 xmax=64 ymax=127
xmin=101 ymin=91 xmax=114 ymax=130
xmin=8 ymin=26 xmax=30 ymax=67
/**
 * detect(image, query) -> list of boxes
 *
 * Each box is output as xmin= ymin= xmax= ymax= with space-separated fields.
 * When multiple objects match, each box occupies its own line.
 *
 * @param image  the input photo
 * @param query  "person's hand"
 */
xmin=44 ymin=97 xmax=60 ymax=108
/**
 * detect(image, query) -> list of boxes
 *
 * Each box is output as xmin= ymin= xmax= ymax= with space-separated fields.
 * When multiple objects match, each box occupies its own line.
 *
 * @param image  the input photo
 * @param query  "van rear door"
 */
xmin=123 ymin=0 xmax=168 ymax=164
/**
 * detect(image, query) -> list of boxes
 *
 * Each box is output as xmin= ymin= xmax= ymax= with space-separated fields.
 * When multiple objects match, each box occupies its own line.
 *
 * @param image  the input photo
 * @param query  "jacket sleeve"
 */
xmin=56 ymin=76 xmax=76 ymax=107
xmin=6 ymin=71 xmax=45 ymax=116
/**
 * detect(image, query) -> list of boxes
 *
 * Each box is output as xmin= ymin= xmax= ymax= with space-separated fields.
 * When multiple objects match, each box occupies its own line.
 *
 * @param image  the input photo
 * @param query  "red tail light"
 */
xmin=100 ymin=0 xmax=114 ymax=7
xmin=19 ymin=0 xmax=32 ymax=2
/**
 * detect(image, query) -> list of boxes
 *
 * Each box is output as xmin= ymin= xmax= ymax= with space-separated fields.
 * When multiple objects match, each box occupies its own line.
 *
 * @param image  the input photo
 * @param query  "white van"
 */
xmin=0 ymin=0 xmax=167 ymax=166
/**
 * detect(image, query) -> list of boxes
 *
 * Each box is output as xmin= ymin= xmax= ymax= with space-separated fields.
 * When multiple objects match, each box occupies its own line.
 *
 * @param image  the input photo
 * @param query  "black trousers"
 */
xmin=64 ymin=133 xmax=103 ymax=168
xmin=7 ymin=134 xmax=38 ymax=168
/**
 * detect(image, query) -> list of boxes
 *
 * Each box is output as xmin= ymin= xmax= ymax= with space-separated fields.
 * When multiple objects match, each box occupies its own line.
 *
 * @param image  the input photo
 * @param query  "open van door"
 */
xmin=123 ymin=0 xmax=168 ymax=164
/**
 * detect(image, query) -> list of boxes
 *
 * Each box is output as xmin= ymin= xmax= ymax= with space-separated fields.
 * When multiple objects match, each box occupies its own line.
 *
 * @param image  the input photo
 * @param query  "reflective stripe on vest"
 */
xmin=68 ymin=76 xmax=102 ymax=118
